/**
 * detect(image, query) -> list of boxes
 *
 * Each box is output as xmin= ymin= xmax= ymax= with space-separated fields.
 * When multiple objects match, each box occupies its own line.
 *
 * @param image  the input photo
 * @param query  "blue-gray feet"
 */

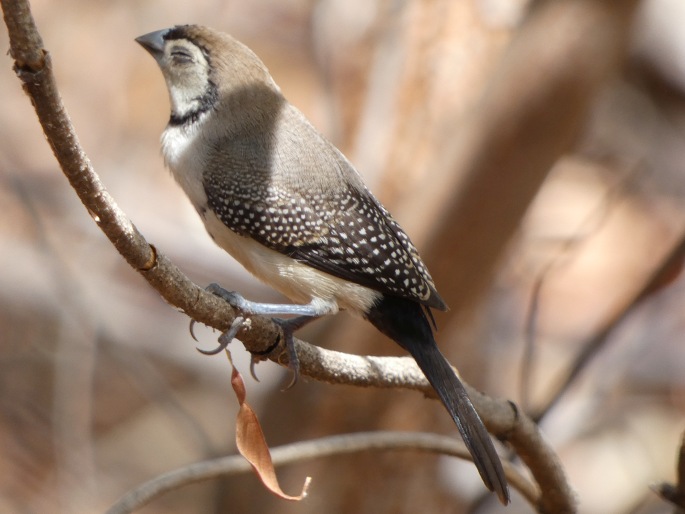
xmin=202 ymin=283 xmax=332 ymax=388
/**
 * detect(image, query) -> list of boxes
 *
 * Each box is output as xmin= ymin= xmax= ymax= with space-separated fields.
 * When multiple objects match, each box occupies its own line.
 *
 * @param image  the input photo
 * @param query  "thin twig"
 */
xmin=520 ymin=269 xmax=547 ymax=412
xmin=105 ymin=431 xmax=537 ymax=514
xmin=521 ymin=166 xmax=634 ymax=415
xmin=532 ymin=231 xmax=685 ymax=422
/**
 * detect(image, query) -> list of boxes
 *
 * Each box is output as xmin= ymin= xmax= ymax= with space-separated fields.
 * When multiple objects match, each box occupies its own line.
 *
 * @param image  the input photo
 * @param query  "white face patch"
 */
xmin=159 ymin=39 xmax=212 ymax=120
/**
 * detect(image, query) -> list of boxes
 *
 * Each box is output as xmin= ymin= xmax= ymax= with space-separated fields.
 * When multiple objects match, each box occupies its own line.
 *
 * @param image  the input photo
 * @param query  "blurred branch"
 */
xmin=106 ymin=343 xmax=219 ymax=457
xmin=520 ymin=165 xmax=631 ymax=411
xmin=423 ymin=0 xmax=641 ymax=321
xmin=2 ymin=1 xmax=581 ymax=512
xmin=532 ymin=229 xmax=685 ymax=422
xmin=106 ymin=431 xmax=538 ymax=514
xmin=7 ymin=154 xmax=100 ymax=511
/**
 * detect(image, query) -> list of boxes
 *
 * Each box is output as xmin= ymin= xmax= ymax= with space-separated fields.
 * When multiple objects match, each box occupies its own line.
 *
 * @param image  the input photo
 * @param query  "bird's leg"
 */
xmin=205 ymin=283 xmax=335 ymax=387
xmin=206 ymin=283 xmax=335 ymax=317
xmin=271 ymin=315 xmax=320 ymax=389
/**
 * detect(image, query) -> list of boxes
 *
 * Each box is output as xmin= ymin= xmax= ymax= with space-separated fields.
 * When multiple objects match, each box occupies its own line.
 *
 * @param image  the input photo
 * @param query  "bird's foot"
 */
xmin=196 ymin=316 xmax=245 ymax=356
xmin=204 ymin=283 xmax=321 ymax=387
xmin=241 ymin=316 xmax=314 ymax=388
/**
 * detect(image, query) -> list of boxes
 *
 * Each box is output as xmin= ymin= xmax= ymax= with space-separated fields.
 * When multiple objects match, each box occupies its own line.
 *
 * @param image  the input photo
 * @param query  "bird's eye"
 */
xmin=171 ymin=48 xmax=194 ymax=64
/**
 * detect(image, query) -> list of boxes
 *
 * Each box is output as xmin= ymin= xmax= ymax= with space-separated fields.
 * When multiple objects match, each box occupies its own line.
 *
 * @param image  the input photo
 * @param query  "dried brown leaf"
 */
xmin=230 ymin=362 xmax=311 ymax=501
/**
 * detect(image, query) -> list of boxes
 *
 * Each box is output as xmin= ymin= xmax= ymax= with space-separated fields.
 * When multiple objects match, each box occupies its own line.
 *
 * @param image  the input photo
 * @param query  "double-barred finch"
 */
xmin=137 ymin=25 xmax=509 ymax=504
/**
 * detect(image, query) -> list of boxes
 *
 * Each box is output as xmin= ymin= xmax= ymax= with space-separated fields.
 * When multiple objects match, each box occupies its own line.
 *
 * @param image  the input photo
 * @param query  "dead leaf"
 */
xmin=230 ymin=360 xmax=311 ymax=500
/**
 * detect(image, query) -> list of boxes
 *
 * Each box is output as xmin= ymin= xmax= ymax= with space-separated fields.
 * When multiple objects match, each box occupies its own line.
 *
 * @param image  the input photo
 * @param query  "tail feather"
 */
xmin=366 ymin=295 xmax=509 ymax=505
xmin=410 ymin=341 xmax=509 ymax=504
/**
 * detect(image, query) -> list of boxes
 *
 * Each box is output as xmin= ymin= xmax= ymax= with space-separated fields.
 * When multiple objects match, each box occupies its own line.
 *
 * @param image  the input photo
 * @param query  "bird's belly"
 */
xmin=203 ymin=211 xmax=381 ymax=316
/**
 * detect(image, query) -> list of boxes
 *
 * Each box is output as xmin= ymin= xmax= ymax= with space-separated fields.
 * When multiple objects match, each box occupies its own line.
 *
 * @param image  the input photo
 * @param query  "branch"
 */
xmin=532 ymin=230 xmax=685 ymax=422
xmin=1 ymin=1 xmax=573 ymax=512
xmin=105 ymin=431 xmax=538 ymax=514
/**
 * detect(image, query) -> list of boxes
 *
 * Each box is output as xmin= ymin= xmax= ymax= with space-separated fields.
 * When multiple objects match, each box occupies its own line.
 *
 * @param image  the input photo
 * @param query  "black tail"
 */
xmin=366 ymin=295 xmax=509 ymax=505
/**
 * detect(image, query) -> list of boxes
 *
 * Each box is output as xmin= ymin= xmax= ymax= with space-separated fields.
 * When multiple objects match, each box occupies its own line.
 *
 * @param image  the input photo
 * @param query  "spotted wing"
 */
xmin=286 ymin=188 xmax=446 ymax=311
xmin=202 ymin=108 xmax=446 ymax=310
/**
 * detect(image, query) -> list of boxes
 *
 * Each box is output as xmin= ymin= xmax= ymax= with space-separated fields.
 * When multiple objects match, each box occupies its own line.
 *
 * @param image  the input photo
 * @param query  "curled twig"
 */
xmin=105 ymin=431 xmax=538 ymax=514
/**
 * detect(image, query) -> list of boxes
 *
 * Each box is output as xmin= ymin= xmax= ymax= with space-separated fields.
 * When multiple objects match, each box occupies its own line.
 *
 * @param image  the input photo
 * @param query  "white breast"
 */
xmin=161 ymin=122 xmax=210 ymax=210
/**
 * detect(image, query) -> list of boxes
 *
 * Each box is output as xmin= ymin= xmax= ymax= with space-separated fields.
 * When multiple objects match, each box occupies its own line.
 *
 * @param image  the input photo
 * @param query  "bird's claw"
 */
xmin=196 ymin=316 xmax=245 ymax=355
xmin=273 ymin=318 xmax=301 ymax=391
xmin=249 ymin=355 xmax=262 ymax=382
xmin=189 ymin=320 xmax=199 ymax=342
xmin=241 ymin=319 xmax=300 ymax=388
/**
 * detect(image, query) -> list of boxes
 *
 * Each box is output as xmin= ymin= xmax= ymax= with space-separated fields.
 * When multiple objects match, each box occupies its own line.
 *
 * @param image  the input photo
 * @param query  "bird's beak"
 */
xmin=135 ymin=29 xmax=167 ymax=60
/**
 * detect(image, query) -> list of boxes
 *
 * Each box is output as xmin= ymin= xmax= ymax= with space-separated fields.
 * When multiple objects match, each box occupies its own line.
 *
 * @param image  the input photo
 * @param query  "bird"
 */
xmin=136 ymin=24 xmax=509 ymax=504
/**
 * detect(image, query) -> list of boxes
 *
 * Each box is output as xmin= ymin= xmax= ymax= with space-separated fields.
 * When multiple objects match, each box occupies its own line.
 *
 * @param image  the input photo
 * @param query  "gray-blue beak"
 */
xmin=135 ymin=29 xmax=167 ymax=59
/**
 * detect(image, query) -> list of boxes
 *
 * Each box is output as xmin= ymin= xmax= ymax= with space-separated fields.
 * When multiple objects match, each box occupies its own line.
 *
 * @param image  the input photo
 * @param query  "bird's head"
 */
xmin=136 ymin=25 xmax=278 ymax=125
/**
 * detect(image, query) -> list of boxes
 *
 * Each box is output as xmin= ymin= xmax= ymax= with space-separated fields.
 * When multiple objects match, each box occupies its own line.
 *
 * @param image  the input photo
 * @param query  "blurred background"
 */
xmin=2 ymin=0 xmax=685 ymax=512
